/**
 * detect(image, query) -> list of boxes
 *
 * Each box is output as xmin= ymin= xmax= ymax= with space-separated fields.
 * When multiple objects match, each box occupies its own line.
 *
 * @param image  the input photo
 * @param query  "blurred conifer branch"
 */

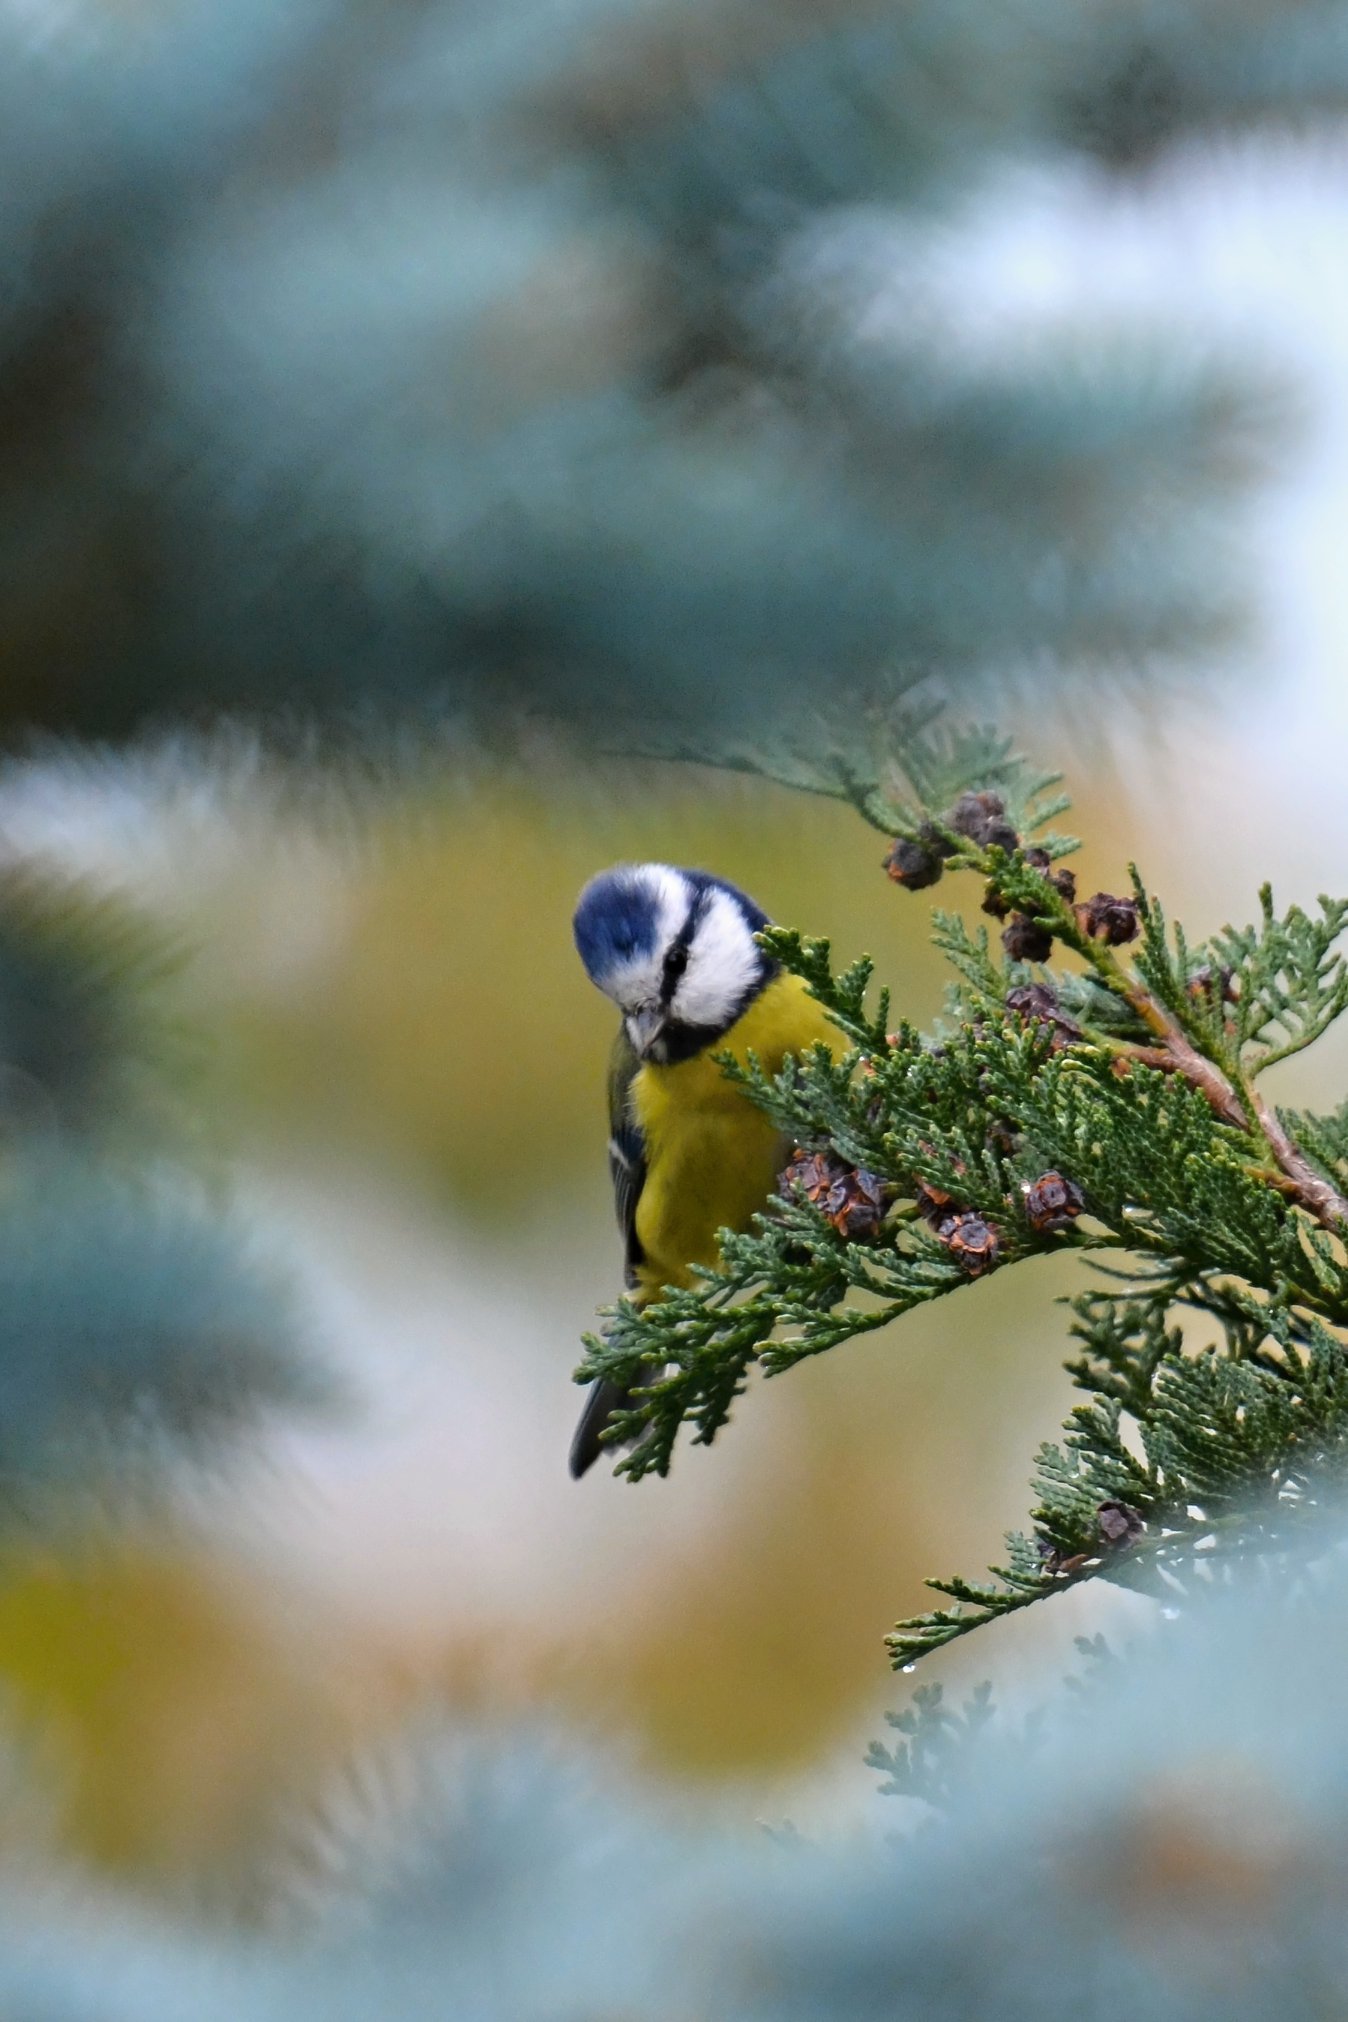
xmin=6 ymin=1566 xmax=1348 ymax=2019
xmin=0 ymin=0 xmax=1341 ymax=753
xmin=0 ymin=868 xmax=194 ymax=1143
xmin=581 ymin=713 xmax=1348 ymax=1673
xmin=0 ymin=860 xmax=320 ymax=1531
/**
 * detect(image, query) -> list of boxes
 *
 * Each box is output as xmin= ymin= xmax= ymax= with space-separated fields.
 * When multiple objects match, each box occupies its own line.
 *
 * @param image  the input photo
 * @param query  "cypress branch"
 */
xmin=579 ymin=713 xmax=1348 ymax=1671
xmin=864 ymin=1680 xmax=995 ymax=1807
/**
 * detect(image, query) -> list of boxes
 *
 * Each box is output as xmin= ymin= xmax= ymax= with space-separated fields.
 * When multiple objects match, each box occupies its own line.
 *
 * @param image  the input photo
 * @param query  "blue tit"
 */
xmin=569 ymin=862 xmax=841 ymax=1478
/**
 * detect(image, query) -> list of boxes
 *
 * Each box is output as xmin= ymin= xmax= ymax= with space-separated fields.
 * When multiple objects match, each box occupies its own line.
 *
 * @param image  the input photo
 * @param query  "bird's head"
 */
xmin=572 ymin=863 xmax=775 ymax=1064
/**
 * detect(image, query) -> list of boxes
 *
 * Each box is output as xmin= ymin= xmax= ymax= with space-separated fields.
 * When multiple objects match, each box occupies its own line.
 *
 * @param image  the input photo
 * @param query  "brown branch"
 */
xmin=1128 ymin=1017 xmax=1348 ymax=1233
xmin=1129 ymin=1039 xmax=1247 ymax=1132
xmin=1249 ymin=1086 xmax=1348 ymax=1233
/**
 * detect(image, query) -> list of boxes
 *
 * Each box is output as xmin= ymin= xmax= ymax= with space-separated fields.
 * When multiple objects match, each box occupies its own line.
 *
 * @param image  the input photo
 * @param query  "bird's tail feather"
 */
xmin=568 ymin=1376 xmax=631 ymax=1479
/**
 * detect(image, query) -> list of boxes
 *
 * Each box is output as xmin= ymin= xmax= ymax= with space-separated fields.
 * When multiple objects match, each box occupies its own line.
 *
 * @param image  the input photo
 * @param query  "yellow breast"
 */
xmin=628 ymin=971 xmax=841 ymax=1301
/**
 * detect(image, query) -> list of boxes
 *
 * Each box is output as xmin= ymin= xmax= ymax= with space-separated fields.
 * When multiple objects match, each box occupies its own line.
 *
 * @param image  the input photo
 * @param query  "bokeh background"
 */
xmin=4 ymin=0 xmax=1348 ymax=1914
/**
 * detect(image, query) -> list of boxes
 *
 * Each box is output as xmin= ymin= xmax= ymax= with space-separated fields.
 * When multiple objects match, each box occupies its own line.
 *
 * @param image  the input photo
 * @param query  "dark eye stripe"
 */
xmin=662 ymin=889 xmax=723 ymax=1006
xmin=661 ymin=889 xmax=710 ymax=1003
xmin=661 ymin=939 xmax=689 ymax=995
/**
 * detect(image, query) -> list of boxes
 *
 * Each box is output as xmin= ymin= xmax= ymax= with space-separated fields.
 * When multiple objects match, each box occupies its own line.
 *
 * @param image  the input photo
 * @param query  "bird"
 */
xmin=569 ymin=861 xmax=840 ymax=1477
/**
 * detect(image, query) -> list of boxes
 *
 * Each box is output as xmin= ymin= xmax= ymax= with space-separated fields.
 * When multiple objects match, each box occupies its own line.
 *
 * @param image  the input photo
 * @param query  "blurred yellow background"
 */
xmin=0 ymin=745 xmax=1090 ymax=1874
xmin=0 ymin=713 xmax=1336 ymax=1890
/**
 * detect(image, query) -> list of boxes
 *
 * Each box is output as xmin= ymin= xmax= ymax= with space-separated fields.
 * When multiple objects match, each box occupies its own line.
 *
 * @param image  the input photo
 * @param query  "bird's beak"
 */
xmin=625 ymin=1007 xmax=665 ymax=1059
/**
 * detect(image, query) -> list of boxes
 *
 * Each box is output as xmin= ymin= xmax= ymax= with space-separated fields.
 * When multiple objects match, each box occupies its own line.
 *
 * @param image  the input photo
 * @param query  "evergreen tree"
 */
xmin=1 ymin=0 xmax=1347 ymax=2015
xmin=0 ymin=0 xmax=1338 ymax=749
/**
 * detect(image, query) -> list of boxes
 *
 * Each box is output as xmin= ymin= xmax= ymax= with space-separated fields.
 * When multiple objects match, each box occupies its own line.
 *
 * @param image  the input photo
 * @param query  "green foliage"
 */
xmin=1286 ymin=1093 xmax=1348 ymax=1188
xmin=582 ymin=715 xmax=1348 ymax=1676
xmin=1135 ymin=880 xmax=1348 ymax=1072
xmin=661 ymin=702 xmax=1075 ymax=852
xmin=865 ymin=1633 xmax=1117 ymax=1808
xmin=863 ymin=1680 xmax=994 ymax=1808
xmin=0 ymin=869 xmax=193 ymax=1144
xmin=0 ymin=860 xmax=319 ymax=1538
xmin=0 ymin=1158 xmax=326 ymax=1524
xmin=2 ymin=0 xmax=1341 ymax=755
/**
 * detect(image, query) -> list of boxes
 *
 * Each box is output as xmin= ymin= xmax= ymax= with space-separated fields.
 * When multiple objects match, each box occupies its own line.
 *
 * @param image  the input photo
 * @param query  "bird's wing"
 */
xmin=570 ymin=1034 xmax=649 ymax=1478
xmin=607 ymin=1027 xmax=648 ymax=1291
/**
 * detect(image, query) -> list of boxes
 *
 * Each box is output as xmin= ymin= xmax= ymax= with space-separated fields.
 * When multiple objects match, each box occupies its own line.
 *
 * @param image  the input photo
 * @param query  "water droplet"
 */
xmin=1160 ymin=1606 xmax=1180 ymax=1620
xmin=901 ymin=1663 xmax=916 ymax=1674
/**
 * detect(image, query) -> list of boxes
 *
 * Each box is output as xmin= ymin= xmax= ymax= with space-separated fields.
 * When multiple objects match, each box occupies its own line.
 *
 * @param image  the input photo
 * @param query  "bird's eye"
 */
xmin=664 ymin=941 xmax=689 ymax=991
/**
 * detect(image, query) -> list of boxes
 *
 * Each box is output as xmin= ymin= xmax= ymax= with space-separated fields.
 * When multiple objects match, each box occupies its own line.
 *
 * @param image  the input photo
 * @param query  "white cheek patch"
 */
xmin=670 ymin=886 xmax=759 ymax=1030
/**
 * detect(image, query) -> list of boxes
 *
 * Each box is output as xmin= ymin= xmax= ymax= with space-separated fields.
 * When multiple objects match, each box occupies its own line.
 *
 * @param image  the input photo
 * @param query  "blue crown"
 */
xmin=572 ymin=869 xmax=663 ymax=985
